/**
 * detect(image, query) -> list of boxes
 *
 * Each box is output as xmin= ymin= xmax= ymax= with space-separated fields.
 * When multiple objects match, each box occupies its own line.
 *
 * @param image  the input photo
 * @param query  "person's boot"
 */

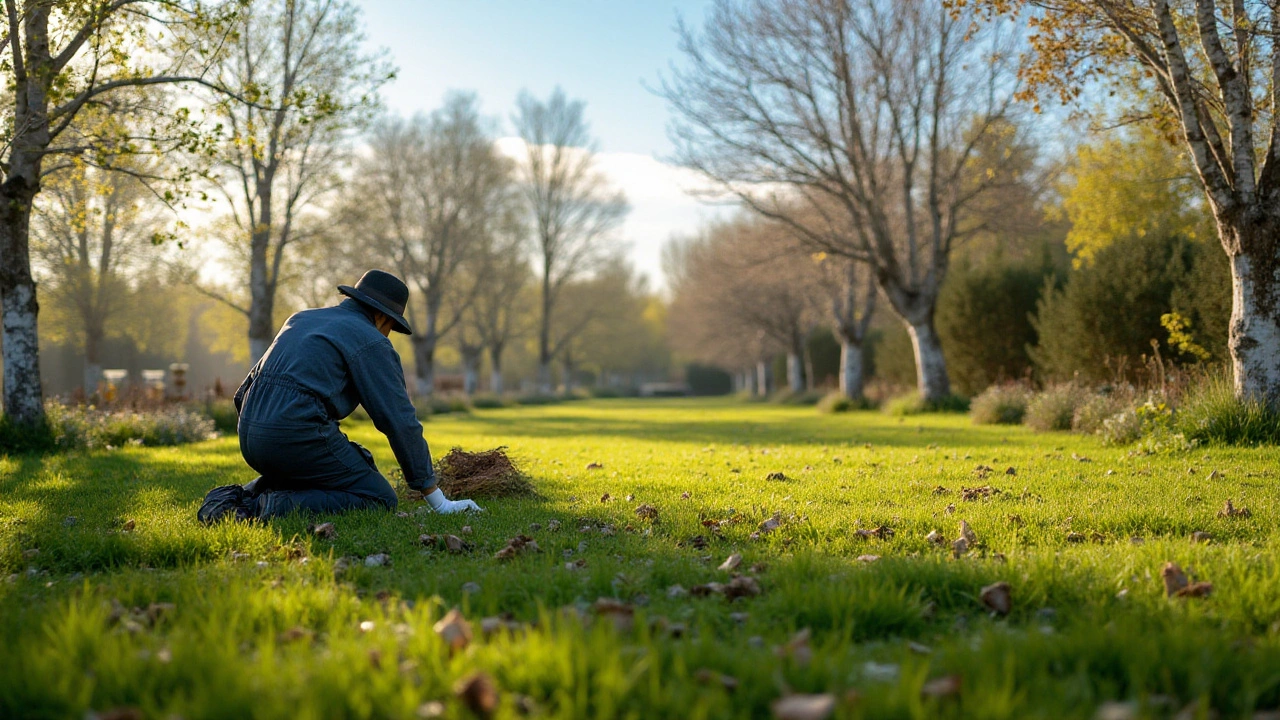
xmin=197 ymin=485 xmax=256 ymax=524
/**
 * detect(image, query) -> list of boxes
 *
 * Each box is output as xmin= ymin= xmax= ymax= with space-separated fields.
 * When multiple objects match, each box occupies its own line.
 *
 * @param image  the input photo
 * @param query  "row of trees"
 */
xmin=661 ymin=0 xmax=1280 ymax=409
xmin=2 ymin=0 xmax=649 ymax=429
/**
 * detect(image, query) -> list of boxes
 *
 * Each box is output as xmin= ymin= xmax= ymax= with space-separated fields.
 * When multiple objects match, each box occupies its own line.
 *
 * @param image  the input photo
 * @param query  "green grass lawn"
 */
xmin=3 ymin=399 xmax=1280 ymax=719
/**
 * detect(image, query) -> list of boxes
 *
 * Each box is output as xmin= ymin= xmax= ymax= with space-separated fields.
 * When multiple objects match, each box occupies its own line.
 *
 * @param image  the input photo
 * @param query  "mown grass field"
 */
xmin=3 ymin=398 xmax=1280 ymax=719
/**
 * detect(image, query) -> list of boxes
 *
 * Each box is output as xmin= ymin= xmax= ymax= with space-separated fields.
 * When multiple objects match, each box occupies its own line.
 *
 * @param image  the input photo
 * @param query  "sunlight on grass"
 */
xmin=2 ymin=399 xmax=1280 ymax=718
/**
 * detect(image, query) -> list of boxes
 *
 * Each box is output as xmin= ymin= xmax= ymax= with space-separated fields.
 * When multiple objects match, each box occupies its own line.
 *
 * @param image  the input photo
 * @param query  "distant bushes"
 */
xmin=973 ymin=367 xmax=1280 ymax=448
xmin=969 ymin=385 xmax=1032 ymax=425
xmin=884 ymin=392 xmax=968 ymax=416
xmin=18 ymin=403 xmax=217 ymax=451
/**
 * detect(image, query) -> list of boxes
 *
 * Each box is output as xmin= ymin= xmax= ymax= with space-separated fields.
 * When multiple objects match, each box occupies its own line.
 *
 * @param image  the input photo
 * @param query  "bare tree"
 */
xmin=667 ymin=216 xmax=825 ymax=394
xmin=661 ymin=0 xmax=1023 ymax=403
xmin=200 ymin=0 xmax=390 ymax=363
xmin=465 ymin=221 xmax=531 ymax=395
xmin=816 ymin=254 xmax=877 ymax=400
xmin=513 ymin=88 xmax=628 ymax=392
xmin=31 ymin=160 xmax=164 ymax=394
xmin=347 ymin=96 xmax=515 ymax=395
xmin=0 ymin=0 xmax=241 ymax=427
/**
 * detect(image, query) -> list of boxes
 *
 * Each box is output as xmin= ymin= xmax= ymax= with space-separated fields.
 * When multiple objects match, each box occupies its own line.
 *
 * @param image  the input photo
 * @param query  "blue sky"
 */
xmin=357 ymin=1 xmax=727 ymax=287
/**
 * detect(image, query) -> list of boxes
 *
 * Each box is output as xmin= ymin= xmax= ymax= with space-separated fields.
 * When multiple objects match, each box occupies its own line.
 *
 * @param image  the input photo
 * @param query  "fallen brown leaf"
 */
xmin=774 ymin=628 xmax=813 ymax=666
xmin=925 ymin=530 xmax=945 ymax=545
xmin=635 ymin=504 xmax=659 ymax=521
xmin=432 ymin=608 xmax=472 ymax=652
xmin=1175 ymin=581 xmax=1213 ymax=598
xmin=494 ymin=535 xmax=540 ymax=560
xmin=766 ymin=472 xmax=789 ymax=481
xmin=586 ymin=462 xmax=604 ymax=470
xmin=453 ymin=672 xmax=499 ymax=718
xmin=1218 ymin=499 xmax=1252 ymax=519
xmin=592 ymin=598 xmax=635 ymax=632
xmin=309 ymin=522 xmax=336 ymax=539
xmin=952 ymin=537 xmax=969 ymax=558
xmin=1162 ymin=562 xmax=1189 ymax=597
xmin=1191 ymin=531 xmax=1212 ymax=544
xmin=959 ymin=520 xmax=978 ymax=544
xmin=980 ymin=581 xmax=1012 ymax=616
xmin=724 ymin=575 xmax=763 ymax=600
xmin=719 ymin=553 xmax=742 ymax=571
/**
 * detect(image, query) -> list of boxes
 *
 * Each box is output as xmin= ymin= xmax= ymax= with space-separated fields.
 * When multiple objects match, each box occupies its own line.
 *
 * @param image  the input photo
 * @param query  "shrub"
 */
xmin=202 ymin=399 xmax=239 ymax=434
xmin=514 ymin=394 xmax=562 ymax=406
xmin=426 ymin=395 xmax=471 ymax=415
xmin=938 ymin=251 xmax=1057 ymax=396
xmin=685 ymin=364 xmax=733 ymax=396
xmin=1176 ymin=373 xmax=1280 ymax=445
xmin=40 ymin=403 xmax=215 ymax=450
xmin=1030 ymin=230 xmax=1229 ymax=383
xmin=1072 ymin=393 xmax=1126 ymax=435
xmin=969 ymin=385 xmax=1032 ymax=425
xmin=817 ymin=392 xmax=873 ymax=414
xmin=1024 ymin=385 xmax=1087 ymax=432
xmin=0 ymin=416 xmax=56 ymax=454
xmin=884 ymin=392 xmax=968 ymax=416
xmin=469 ymin=394 xmax=508 ymax=410
xmin=1100 ymin=409 xmax=1143 ymax=445
xmin=771 ymin=389 xmax=826 ymax=406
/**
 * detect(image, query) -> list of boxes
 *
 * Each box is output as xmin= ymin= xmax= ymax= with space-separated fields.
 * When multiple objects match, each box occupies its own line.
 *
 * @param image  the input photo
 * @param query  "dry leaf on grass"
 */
xmin=960 ymin=486 xmax=1000 ymax=501
xmin=419 ymin=534 xmax=469 ymax=554
xmin=494 ymin=535 xmax=540 ymax=560
xmin=1175 ymin=581 xmax=1214 ymax=598
xmin=980 ymin=581 xmax=1012 ymax=616
xmin=592 ymin=598 xmax=635 ymax=632
xmin=952 ymin=537 xmax=969 ymax=558
xmin=1161 ymin=562 xmax=1189 ymax=597
xmin=959 ymin=521 xmax=978 ymax=544
xmin=364 ymin=553 xmax=391 ymax=567
xmin=771 ymin=693 xmax=835 ymax=720
xmin=1066 ymin=532 xmax=1085 ymax=543
xmin=435 ymin=446 xmax=535 ymax=498
xmin=1191 ymin=531 xmax=1212 ymax=544
xmin=759 ymin=512 xmax=783 ymax=534
xmin=855 ymin=525 xmax=893 ymax=540
xmin=309 ymin=522 xmax=336 ymax=539
xmin=724 ymin=575 xmax=763 ymax=600
xmin=766 ymin=472 xmax=789 ymax=481
xmin=586 ymin=462 xmax=604 ymax=470
xmin=719 ymin=553 xmax=742 ymax=571
xmin=1218 ymin=499 xmax=1252 ymax=518
xmin=857 ymin=555 xmax=880 ymax=562
xmin=926 ymin=530 xmax=946 ymax=546
xmin=432 ymin=608 xmax=472 ymax=652
xmin=453 ymin=673 xmax=499 ymax=719
xmin=635 ymin=504 xmax=659 ymax=521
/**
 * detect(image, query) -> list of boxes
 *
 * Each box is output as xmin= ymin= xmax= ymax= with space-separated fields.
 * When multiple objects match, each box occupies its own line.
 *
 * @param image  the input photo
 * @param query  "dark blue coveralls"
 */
xmin=233 ymin=299 xmax=437 ymax=518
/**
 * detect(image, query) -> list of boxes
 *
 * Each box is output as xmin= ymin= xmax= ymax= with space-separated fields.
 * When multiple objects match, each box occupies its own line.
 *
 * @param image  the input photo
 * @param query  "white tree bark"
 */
xmin=490 ymin=369 xmax=504 ymax=395
xmin=2 ymin=282 xmax=43 ymax=423
xmin=839 ymin=339 xmax=864 ymax=401
xmin=786 ymin=352 xmax=803 ymax=392
xmin=907 ymin=318 xmax=951 ymax=403
xmin=1230 ymin=254 xmax=1280 ymax=403
xmin=756 ymin=360 xmax=769 ymax=396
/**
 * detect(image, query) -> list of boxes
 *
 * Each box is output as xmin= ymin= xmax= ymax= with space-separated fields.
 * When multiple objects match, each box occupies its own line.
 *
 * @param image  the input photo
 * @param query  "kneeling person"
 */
xmin=198 ymin=270 xmax=480 ymax=522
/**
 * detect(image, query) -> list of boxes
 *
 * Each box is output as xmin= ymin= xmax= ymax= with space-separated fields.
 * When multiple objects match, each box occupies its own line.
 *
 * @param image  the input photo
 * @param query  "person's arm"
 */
xmin=347 ymin=339 xmax=481 ymax=513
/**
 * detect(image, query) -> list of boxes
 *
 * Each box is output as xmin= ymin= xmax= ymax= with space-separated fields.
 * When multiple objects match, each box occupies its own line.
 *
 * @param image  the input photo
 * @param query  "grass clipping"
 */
xmin=434 ymin=446 xmax=536 ymax=499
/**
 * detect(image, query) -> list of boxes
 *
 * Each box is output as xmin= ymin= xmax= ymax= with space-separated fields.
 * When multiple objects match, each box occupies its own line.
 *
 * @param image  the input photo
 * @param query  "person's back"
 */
xmin=197 ymin=270 xmax=481 ymax=523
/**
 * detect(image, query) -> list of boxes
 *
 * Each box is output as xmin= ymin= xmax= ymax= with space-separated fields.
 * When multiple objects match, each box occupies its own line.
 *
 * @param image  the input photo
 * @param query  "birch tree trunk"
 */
xmin=838 ymin=335 xmax=865 ymax=401
xmin=462 ymin=350 xmax=480 ymax=395
xmin=906 ymin=316 xmax=951 ymax=404
xmin=489 ymin=343 xmax=504 ymax=394
xmin=1228 ymin=234 xmax=1280 ymax=403
xmin=0 ymin=178 xmax=43 ymax=426
xmin=84 ymin=327 xmax=104 ymax=397
xmin=756 ymin=360 xmax=769 ymax=396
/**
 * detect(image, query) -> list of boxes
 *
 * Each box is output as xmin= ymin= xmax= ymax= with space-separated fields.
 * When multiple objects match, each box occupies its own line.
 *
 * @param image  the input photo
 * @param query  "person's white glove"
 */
xmin=425 ymin=488 xmax=482 ymax=514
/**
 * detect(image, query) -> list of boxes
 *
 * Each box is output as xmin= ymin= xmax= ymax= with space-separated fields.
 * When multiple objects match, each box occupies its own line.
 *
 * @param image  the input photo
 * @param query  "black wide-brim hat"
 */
xmin=338 ymin=269 xmax=413 ymax=335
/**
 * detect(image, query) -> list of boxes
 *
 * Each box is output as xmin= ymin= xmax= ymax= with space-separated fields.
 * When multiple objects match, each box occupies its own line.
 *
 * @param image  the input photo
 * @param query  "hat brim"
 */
xmin=338 ymin=285 xmax=412 ymax=335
